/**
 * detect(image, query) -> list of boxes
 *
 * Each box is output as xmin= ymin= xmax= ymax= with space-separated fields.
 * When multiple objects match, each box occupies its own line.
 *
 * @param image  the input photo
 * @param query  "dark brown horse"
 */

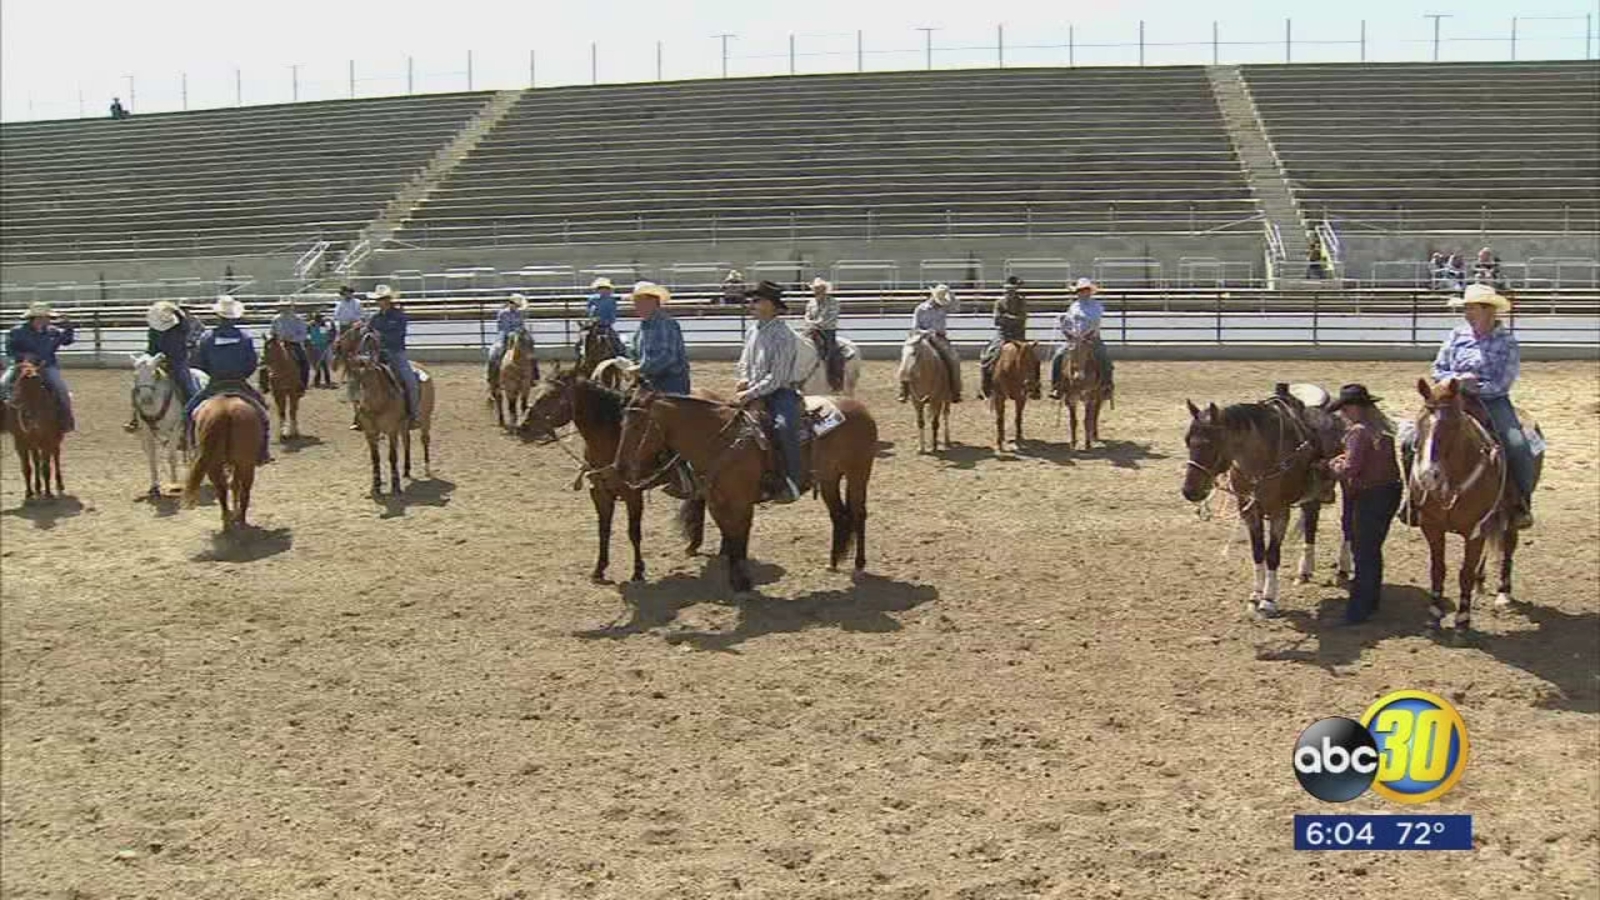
xmin=182 ymin=395 xmax=261 ymax=530
xmin=519 ymin=369 xmax=707 ymax=582
xmin=1409 ymin=378 xmax=1542 ymax=638
xmin=611 ymin=392 xmax=878 ymax=594
xmin=991 ymin=340 xmax=1040 ymax=452
xmin=262 ymin=338 xmax=304 ymax=441
xmin=576 ymin=323 xmax=618 ymax=380
xmin=1060 ymin=337 xmax=1110 ymax=450
xmin=1182 ymin=389 xmax=1344 ymax=617
xmin=4 ymin=361 xmax=65 ymax=501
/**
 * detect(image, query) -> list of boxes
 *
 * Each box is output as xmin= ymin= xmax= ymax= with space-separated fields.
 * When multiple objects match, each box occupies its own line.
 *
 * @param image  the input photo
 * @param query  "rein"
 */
xmin=134 ymin=379 xmax=176 ymax=429
xmin=1411 ymin=405 xmax=1506 ymax=538
xmin=1190 ymin=398 xmax=1316 ymax=516
xmin=598 ymin=399 xmax=756 ymax=494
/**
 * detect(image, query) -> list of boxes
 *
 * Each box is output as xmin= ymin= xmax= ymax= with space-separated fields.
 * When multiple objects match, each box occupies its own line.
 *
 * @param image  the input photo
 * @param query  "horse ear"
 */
xmin=1185 ymin=399 xmax=1200 ymax=419
xmin=1206 ymin=402 xmax=1220 ymax=421
xmin=1416 ymin=378 xmax=1434 ymax=402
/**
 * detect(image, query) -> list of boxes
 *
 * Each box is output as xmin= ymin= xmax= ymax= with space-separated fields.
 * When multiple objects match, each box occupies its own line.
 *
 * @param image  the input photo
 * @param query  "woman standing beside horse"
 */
xmin=1326 ymin=384 xmax=1402 ymax=625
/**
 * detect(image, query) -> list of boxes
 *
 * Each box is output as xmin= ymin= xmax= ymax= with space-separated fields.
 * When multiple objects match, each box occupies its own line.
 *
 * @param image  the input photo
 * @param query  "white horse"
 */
xmin=791 ymin=327 xmax=860 ymax=397
xmin=130 ymin=353 xmax=208 ymax=500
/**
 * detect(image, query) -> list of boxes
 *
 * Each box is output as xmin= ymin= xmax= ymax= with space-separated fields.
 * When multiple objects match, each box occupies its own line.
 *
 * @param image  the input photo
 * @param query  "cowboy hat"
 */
xmin=745 ymin=280 xmax=787 ymax=311
xmin=631 ymin=281 xmax=672 ymax=305
xmin=147 ymin=301 xmax=181 ymax=332
xmin=1449 ymin=283 xmax=1511 ymax=313
xmin=1005 ymin=275 xmax=1024 ymax=287
xmin=370 ymin=284 xmax=395 ymax=301
xmin=213 ymin=295 xmax=246 ymax=320
xmin=589 ymin=276 xmax=614 ymax=291
xmin=1073 ymin=277 xmax=1099 ymax=293
xmin=337 ymin=284 xmax=355 ymax=295
xmin=810 ymin=277 xmax=832 ymax=292
xmin=1330 ymin=383 xmax=1383 ymax=410
xmin=21 ymin=301 xmax=52 ymax=320
xmin=723 ymin=269 xmax=744 ymax=282
xmin=507 ymin=293 xmax=528 ymax=309
xmin=930 ymin=283 xmax=952 ymax=306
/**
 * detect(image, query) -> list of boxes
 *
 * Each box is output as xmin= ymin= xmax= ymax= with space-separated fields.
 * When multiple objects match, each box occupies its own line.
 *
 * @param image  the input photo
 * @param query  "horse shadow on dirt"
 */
xmin=875 ymin=440 xmax=897 ymax=460
xmin=1257 ymin=584 xmax=1436 ymax=669
xmin=574 ymin=558 xmax=788 ymax=638
xmin=376 ymin=476 xmax=456 ymax=519
xmin=3 ymin=494 xmax=85 ymax=530
xmin=934 ymin=442 xmax=1004 ymax=470
xmin=1072 ymin=439 xmax=1168 ymax=470
xmin=279 ymin=435 xmax=325 ymax=454
xmin=133 ymin=490 xmax=182 ymax=518
xmin=192 ymin=525 xmax=294 ymax=563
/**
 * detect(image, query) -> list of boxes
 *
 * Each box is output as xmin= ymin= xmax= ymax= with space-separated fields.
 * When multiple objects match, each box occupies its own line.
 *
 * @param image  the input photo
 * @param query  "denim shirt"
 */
xmin=1431 ymin=323 xmax=1519 ymax=399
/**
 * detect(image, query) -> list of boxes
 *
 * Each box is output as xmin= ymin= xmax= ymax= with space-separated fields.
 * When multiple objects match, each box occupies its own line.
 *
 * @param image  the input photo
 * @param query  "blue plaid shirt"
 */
xmin=496 ymin=307 xmax=525 ymax=337
xmin=1431 ymin=323 xmax=1519 ymax=399
xmin=630 ymin=309 xmax=690 ymax=388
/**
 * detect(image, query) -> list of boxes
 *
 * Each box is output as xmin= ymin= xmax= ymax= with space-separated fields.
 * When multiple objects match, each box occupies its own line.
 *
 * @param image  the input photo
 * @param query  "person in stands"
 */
xmin=109 ymin=97 xmax=129 ymax=120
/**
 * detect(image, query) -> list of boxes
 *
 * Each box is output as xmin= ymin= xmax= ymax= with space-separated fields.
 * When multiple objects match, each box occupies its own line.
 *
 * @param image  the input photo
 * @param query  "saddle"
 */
xmin=747 ymin=395 xmax=846 ymax=501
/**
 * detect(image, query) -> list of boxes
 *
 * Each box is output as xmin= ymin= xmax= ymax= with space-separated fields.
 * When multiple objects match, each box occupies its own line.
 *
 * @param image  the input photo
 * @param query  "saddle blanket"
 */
xmin=804 ymin=395 xmax=846 ymax=438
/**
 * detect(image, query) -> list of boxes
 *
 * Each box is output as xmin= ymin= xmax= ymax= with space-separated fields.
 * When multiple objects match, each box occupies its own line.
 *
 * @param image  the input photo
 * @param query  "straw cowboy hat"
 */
xmin=810 ymin=277 xmax=832 ymax=292
xmin=21 ymin=301 xmax=52 ymax=320
xmin=1073 ymin=277 xmax=1099 ymax=293
xmin=370 ymin=284 xmax=396 ymax=301
xmin=507 ymin=293 xmax=528 ymax=309
xmin=930 ymin=283 xmax=953 ymax=306
xmin=590 ymin=277 xmax=614 ymax=291
xmin=147 ymin=301 xmax=181 ymax=332
xmin=1449 ymin=283 xmax=1512 ymax=313
xmin=213 ymin=295 xmax=246 ymax=320
xmin=631 ymin=281 xmax=672 ymax=305
xmin=724 ymin=270 xmax=744 ymax=283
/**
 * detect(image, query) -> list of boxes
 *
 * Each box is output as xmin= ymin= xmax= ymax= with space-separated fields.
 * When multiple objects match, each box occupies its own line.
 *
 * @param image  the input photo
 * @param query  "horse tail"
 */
xmin=183 ymin=405 xmax=222 ymax=508
xmin=676 ymin=495 xmax=705 ymax=543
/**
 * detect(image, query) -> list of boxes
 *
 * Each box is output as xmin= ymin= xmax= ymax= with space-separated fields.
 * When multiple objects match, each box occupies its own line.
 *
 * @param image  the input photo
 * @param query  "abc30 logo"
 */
xmin=1293 ymin=690 xmax=1470 ymax=804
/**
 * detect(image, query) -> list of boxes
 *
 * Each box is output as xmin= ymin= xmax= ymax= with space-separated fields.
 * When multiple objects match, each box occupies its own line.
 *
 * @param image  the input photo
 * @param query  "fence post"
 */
xmin=292 ymin=64 xmax=299 ymax=102
xmin=531 ymin=49 xmax=537 ymax=87
xmin=997 ymin=24 xmax=1005 ymax=68
xmin=789 ymin=34 xmax=795 ymax=75
xmin=1284 ymin=18 xmax=1292 ymax=63
xmin=407 ymin=56 xmax=415 ymax=94
xmin=1119 ymin=293 xmax=1127 ymax=346
xmin=591 ymin=42 xmax=598 ymax=85
xmin=657 ymin=41 xmax=663 ymax=81
xmin=93 ymin=311 xmax=102 ymax=357
xmin=1360 ymin=21 xmax=1367 ymax=62
xmin=1410 ymin=293 xmax=1419 ymax=345
xmin=1311 ymin=291 xmax=1320 ymax=346
xmin=182 ymin=72 xmax=188 ymax=110
xmin=1139 ymin=20 xmax=1146 ymax=66
xmin=1215 ymin=295 xmax=1224 ymax=344
xmin=857 ymin=30 xmax=863 ymax=72
xmin=1510 ymin=17 xmax=1517 ymax=60
xmin=1068 ymin=25 xmax=1075 ymax=67
xmin=467 ymin=50 xmax=474 ymax=90
xmin=478 ymin=301 xmax=486 ymax=355
xmin=1212 ymin=21 xmax=1219 ymax=65
xmin=349 ymin=60 xmax=356 ymax=98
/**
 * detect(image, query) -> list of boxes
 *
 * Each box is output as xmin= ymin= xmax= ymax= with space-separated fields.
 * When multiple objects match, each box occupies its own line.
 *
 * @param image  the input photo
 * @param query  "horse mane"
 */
xmin=1217 ymin=402 xmax=1277 ymax=434
xmin=570 ymin=376 xmax=629 ymax=428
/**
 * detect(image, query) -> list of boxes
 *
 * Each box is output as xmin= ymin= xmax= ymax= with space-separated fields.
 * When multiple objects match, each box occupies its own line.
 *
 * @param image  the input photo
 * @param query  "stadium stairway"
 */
xmin=1207 ymin=65 xmax=1310 ymax=285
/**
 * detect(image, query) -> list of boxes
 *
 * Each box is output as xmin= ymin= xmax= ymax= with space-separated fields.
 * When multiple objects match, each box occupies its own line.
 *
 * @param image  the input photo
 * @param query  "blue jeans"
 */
xmin=1348 ymin=481 xmax=1402 ymax=621
xmin=644 ymin=369 xmax=691 ymax=395
xmin=168 ymin=360 xmax=200 ymax=403
xmin=185 ymin=380 xmax=270 ymax=461
xmin=1 ymin=363 xmax=74 ymax=430
xmin=387 ymin=350 xmax=420 ymax=421
xmin=1482 ymin=396 xmax=1536 ymax=505
xmin=768 ymin=388 xmax=804 ymax=488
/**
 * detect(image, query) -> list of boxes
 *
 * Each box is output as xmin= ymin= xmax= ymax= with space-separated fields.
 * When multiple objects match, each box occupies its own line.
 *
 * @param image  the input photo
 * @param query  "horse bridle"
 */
xmin=1412 ymin=397 xmax=1505 ymax=537
xmin=600 ymin=395 xmax=755 ymax=494
xmin=1186 ymin=399 xmax=1315 ymax=515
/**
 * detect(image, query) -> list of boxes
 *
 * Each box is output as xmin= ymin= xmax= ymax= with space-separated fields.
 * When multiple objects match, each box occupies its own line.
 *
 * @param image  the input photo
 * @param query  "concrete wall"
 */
xmin=1342 ymin=233 xmax=1600 ymax=282
xmin=0 ymin=252 xmax=306 ymax=297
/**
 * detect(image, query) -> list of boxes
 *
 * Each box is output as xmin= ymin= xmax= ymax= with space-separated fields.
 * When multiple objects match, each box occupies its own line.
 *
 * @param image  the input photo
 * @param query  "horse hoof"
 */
xmin=1255 ymin=602 xmax=1281 ymax=619
xmin=1493 ymin=593 xmax=1513 ymax=610
xmin=1295 ymin=575 xmax=1312 ymax=586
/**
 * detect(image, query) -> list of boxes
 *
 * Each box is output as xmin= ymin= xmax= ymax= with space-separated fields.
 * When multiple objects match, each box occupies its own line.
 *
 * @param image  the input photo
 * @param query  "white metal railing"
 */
xmin=334 ymin=238 xmax=372 ymax=275
xmin=293 ymin=239 xmax=331 ymax=281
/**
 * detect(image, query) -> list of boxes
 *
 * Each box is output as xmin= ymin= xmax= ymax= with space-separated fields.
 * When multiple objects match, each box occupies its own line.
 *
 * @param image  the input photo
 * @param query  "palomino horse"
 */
xmin=519 ymin=367 xmax=708 ymax=582
xmin=492 ymin=330 xmax=537 ymax=428
xmin=1061 ymin=337 xmax=1111 ymax=450
xmin=902 ymin=334 xmax=953 ymax=452
xmin=182 ymin=395 xmax=261 ymax=530
xmin=1182 ymin=387 xmax=1345 ymax=617
xmin=348 ymin=330 xmax=436 ymax=496
xmin=792 ymin=327 xmax=862 ymax=397
xmin=4 ymin=361 xmax=66 ymax=501
xmin=131 ymin=352 xmax=209 ymax=500
xmin=262 ymin=338 xmax=305 ymax=440
xmin=611 ymin=392 xmax=878 ymax=593
xmin=1409 ymin=378 xmax=1543 ymax=638
xmin=990 ymin=340 xmax=1040 ymax=451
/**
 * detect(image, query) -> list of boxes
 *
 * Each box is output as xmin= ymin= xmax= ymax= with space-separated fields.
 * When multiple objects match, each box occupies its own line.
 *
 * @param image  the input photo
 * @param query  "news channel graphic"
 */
xmin=1290 ymin=690 xmax=1472 ymax=852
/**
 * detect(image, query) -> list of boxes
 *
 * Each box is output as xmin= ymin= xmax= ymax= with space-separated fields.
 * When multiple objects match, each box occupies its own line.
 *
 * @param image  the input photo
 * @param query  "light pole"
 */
xmin=1511 ymin=15 xmax=1592 ymax=61
xmin=916 ymin=27 xmax=938 ymax=70
xmin=714 ymin=33 xmax=736 ymax=78
xmin=1424 ymin=13 xmax=1453 ymax=62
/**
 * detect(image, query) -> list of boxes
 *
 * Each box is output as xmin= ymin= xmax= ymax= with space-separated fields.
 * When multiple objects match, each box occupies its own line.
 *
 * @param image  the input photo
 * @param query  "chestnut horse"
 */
xmin=990 ymin=340 xmax=1040 ymax=451
xmin=262 ymin=338 xmax=304 ymax=440
xmin=611 ymin=392 xmax=878 ymax=594
xmin=1061 ymin=337 xmax=1110 ymax=450
xmin=347 ymin=330 xmax=435 ymax=496
xmin=4 ymin=361 xmax=65 ymax=501
xmin=492 ymin=329 xmax=537 ymax=428
xmin=182 ymin=395 xmax=261 ymax=530
xmin=519 ymin=368 xmax=707 ymax=582
xmin=1408 ymin=378 xmax=1542 ymax=638
xmin=902 ymin=334 xmax=953 ymax=453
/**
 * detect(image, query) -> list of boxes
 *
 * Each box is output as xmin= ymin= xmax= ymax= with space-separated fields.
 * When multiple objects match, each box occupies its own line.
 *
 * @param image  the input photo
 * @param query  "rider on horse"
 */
xmin=1 ymin=302 xmax=76 ymax=432
xmin=736 ymin=281 xmax=803 ymax=504
xmin=264 ymin=299 xmax=312 ymax=394
xmin=1049 ymin=278 xmax=1114 ymax=400
xmin=581 ymin=277 xmax=627 ymax=360
xmin=1420 ymin=283 xmax=1537 ymax=529
xmin=186 ymin=295 xmax=271 ymax=464
xmin=124 ymin=300 xmax=200 ymax=432
xmin=898 ymin=283 xmax=963 ymax=403
xmin=367 ymin=284 xmax=421 ymax=429
xmin=979 ymin=276 xmax=1034 ymax=400
xmin=803 ymin=277 xmax=844 ymax=391
xmin=487 ymin=293 xmax=538 ymax=387
xmin=332 ymin=285 xmax=364 ymax=340
xmin=625 ymin=282 xmax=691 ymax=394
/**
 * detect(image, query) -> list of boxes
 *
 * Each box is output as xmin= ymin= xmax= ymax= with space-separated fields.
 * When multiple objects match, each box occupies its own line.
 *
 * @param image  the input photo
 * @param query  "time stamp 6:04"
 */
xmin=1295 ymin=815 xmax=1474 ymax=851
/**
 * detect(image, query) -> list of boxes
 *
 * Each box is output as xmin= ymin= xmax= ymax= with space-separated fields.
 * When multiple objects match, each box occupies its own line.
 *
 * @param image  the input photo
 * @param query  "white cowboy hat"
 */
xmin=1449 ymin=283 xmax=1511 ymax=313
xmin=810 ymin=277 xmax=832 ymax=292
xmin=508 ymin=293 xmax=528 ymax=309
xmin=1073 ymin=277 xmax=1099 ymax=293
xmin=930 ymin=284 xmax=952 ymax=305
xmin=213 ymin=295 xmax=246 ymax=320
xmin=631 ymin=281 xmax=671 ymax=305
xmin=147 ymin=301 xmax=180 ymax=332
xmin=589 ymin=277 xmax=613 ymax=291
xmin=370 ymin=284 xmax=395 ymax=301
xmin=724 ymin=270 xmax=744 ymax=282
xmin=21 ymin=301 xmax=52 ymax=320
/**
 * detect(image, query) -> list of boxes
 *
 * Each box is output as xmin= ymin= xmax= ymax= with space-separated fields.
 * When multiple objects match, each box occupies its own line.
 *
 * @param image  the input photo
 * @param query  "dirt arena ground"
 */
xmin=2 ymin=359 xmax=1596 ymax=900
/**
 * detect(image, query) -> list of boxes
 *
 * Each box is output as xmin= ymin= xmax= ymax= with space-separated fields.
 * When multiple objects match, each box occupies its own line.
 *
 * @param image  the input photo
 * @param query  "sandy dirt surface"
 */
xmin=2 ymin=360 xmax=1597 ymax=900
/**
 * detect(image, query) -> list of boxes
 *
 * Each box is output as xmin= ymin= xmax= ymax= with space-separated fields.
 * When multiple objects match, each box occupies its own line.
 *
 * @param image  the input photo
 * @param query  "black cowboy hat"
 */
xmin=338 ymin=285 xmax=354 ymax=294
xmin=1005 ymin=275 xmax=1024 ymax=287
xmin=1331 ymin=383 xmax=1383 ymax=410
xmin=745 ymin=280 xmax=788 ymax=311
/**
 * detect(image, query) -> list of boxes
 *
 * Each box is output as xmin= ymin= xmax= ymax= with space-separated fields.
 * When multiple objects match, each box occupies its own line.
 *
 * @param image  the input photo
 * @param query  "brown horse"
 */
xmin=1408 ymin=378 xmax=1542 ymax=638
xmin=492 ymin=330 xmax=537 ymax=428
xmin=1060 ymin=337 xmax=1110 ymax=450
xmin=262 ymin=338 xmax=304 ymax=441
xmin=990 ymin=340 xmax=1040 ymax=451
xmin=1182 ymin=388 xmax=1344 ymax=617
xmin=519 ymin=369 xmax=708 ymax=582
xmin=576 ymin=323 xmax=618 ymax=379
xmin=182 ymin=395 xmax=260 ymax=530
xmin=4 ymin=361 xmax=65 ymax=501
xmin=611 ymin=392 xmax=878 ymax=593
xmin=903 ymin=335 xmax=953 ymax=453
xmin=348 ymin=330 xmax=435 ymax=496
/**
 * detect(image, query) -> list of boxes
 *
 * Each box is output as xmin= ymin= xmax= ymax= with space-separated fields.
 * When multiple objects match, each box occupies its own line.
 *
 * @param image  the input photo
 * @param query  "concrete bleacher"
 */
xmin=0 ymin=91 xmax=493 ymax=265
xmin=1244 ymin=61 xmax=1600 ymax=234
xmin=394 ymin=68 xmax=1257 ymax=248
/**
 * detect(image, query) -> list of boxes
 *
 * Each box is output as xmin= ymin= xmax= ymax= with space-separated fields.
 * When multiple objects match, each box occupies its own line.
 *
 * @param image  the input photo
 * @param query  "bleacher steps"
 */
xmin=1207 ymin=65 xmax=1309 ymax=285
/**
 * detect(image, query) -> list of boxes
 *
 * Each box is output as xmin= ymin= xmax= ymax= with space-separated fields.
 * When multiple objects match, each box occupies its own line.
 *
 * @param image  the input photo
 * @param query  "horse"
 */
xmin=1060 ymin=337 xmax=1111 ymax=450
xmin=4 ymin=361 xmax=65 ymax=501
xmin=792 ymin=327 xmax=861 ymax=396
xmin=1181 ymin=388 xmax=1345 ymax=617
xmin=518 ymin=367 xmax=708 ymax=582
xmin=990 ymin=340 xmax=1040 ymax=451
xmin=348 ymin=330 xmax=436 ymax=496
xmin=182 ymin=395 xmax=261 ymax=530
xmin=611 ymin=391 xmax=878 ymax=594
xmin=902 ymin=334 xmax=953 ymax=453
xmin=262 ymin=338 xmax=305 ymax=441
xmin=130 ymin=352 xmax=209 ymax=500
xmin=492 ymin=330 xmax=537 ymax=428
xmin=1408 ymin=378 xmax=1543 ymax=638
xmin=576 ymin=322 xmax=618 ymax=379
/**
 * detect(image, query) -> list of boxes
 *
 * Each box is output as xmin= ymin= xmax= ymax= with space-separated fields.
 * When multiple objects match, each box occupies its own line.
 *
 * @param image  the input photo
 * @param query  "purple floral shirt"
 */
xmin=1430 ymin=323 xmax=1519 ymax=399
